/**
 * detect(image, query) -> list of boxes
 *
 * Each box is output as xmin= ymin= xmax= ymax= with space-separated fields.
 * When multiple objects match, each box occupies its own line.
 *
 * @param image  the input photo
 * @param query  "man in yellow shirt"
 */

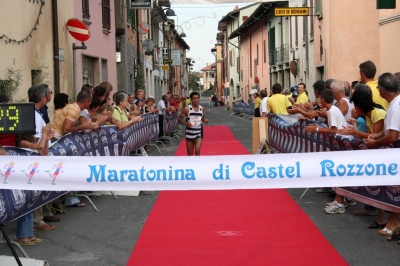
xmin=359 ymin=60 xmax=388 ymax=110
xmin=295 ymin=83 xmax=309 ymax=104
xmin=52 ymin=90 xmax=98 ymax=139
xmin=267 ymin=83 xmax=292 ymax=114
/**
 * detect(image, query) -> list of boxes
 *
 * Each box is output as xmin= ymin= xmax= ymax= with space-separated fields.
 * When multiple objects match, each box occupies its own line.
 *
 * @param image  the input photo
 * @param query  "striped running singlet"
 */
xmin=185 ymin=104 xmax=203 ymax=140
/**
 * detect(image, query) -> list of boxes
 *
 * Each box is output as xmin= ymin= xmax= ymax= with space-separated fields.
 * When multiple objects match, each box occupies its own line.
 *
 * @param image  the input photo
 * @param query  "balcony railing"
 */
xmin=268 ymin=43 xmax=289 ymax=66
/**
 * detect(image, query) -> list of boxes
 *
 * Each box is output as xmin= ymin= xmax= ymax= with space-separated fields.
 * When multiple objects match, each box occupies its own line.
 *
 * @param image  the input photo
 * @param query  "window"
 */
xmin=31 ymin=70 xmax=42 ymax=86
xmin=310 ymin=0 xmax=314 ymax=38
xmin=302 ymin=3 xmax=306 ymax=42
xmin=315 ymin=0 xmax=322 ymax=18
xmin=229 ymin=51 xmax=232 ymax=67
xmin=295 ymin=17 xmax=298 ymax=46
xmin=256 ymin=43 xmax=259 ymax=65
xmin=127 ymin=0 xmax=136 ymax=28
xmin=263 ymin=40 xmax=266 ymax=63
xmin=82 ymin=0 xmax=90 ymax=20
xmin=102 ymin=0 xmax=111 ymax=30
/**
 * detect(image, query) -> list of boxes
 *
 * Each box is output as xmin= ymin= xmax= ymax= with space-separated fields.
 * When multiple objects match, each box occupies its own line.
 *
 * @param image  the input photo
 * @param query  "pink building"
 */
xmin=229 ymin=4 xmax=278 ymax=103
xmin=73 ymin=0 xmax=117 ymax=98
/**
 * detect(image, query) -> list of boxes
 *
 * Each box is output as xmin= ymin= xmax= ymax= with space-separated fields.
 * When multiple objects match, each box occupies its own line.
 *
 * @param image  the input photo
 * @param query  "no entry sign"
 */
xmin=66 ymin=19 xmax=90 ymax=42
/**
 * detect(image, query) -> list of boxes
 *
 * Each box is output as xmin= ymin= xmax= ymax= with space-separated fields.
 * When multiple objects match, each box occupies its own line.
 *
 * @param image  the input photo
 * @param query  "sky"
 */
xmin=171 ymin=3 xmax=251 ymax=72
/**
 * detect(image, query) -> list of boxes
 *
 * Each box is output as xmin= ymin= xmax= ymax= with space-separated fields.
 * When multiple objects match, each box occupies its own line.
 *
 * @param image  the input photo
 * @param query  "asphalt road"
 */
xmin=1 ymin=98 xmax=400 ymax=265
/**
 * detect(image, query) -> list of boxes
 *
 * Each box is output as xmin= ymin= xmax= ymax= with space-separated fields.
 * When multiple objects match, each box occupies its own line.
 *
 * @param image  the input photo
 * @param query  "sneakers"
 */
xmin=345 ymin=198 xmax=357 ymax=206
xmin=326 ymin=199 xmax=357 ymax=209
xmin=325 ymin=200 xmax=337 ymax=207
xmin=324 ymin=202 xmax=346 ymax=214
xmin=353 ymin=208 xmax=378 ymax=216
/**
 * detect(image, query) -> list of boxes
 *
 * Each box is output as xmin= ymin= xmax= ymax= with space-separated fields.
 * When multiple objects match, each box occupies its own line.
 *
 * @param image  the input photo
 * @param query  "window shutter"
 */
xmin=229 ymin=51 xmax=232 ymax=67
xmin=315 ymin=0 xmax=322 ymax=18
xmin=102 ymin=0 xmax=111 ymax=30
xmin=127 ymin=0 xmax=136 ymax=28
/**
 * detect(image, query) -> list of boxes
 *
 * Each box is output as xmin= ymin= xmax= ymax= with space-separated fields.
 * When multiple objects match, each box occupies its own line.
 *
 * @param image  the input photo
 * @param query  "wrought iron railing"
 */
xmin=268 ymin=44 xmax=289 ymax=66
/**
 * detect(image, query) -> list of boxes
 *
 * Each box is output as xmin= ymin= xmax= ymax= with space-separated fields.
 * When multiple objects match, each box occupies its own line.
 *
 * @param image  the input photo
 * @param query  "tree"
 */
xmin=188 ymin=72 xmax=200 ymax=91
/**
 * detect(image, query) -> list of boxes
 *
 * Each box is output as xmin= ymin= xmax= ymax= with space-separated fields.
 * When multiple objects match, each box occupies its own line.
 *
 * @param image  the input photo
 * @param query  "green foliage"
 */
xmin=135 ymin=64 xmax=145 ymax=91
xmin=188 ymin=72 xmax=200 ymax=91
xmin=0 ymin=68 xmax=23 ymax=98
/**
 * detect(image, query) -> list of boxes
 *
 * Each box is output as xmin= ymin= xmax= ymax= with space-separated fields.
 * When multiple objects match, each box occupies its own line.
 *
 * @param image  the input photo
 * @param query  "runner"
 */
xmin=179 ymin=92 xmax=209 ymax=156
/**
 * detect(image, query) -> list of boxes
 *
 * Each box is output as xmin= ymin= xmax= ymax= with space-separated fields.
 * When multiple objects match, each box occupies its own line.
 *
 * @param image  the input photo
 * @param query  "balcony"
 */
xmin=268 ymin=44 xmax=289 ymax=66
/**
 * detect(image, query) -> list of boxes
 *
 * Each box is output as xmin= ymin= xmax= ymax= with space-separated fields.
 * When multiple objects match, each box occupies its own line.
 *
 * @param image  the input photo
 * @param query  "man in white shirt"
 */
xmin=157 ymin=95 xmax=169 ymax=139
xmin=259 ymin=89 xmax=269 ymax=117
xmin=364 ymin=72 xmax=400 ymax=236
xmin=305 ymin=88 xmax=347 ymax=214
xmin=330 ymin=79 xmax=354 ymax=121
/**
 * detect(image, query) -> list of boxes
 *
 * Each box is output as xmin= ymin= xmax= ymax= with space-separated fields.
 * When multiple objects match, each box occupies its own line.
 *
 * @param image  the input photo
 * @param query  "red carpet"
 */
xmin=127 ymin=126 xmax=347 ymax=266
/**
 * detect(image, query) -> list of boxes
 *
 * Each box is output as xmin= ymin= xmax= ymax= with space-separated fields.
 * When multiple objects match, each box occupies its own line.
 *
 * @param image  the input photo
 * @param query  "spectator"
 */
xmin=296 ymin=83 xmax=309 ymax=104
xmin=359 ymin=60 xmax=388 ymax=110
xmin=78 ymin=95 xmax=110 ymax=128
xmin=144 ymin=98 xmax=159 ymax=114
xmin=97 ymin=103 xmax=114 ymax=126
xmin=99 ymin=82 xmax=114 ymax=105
xmin=363 ymin=73 xmax=400 ymax=239
xmin=337 ymin=84 xmax=386 ymax=224
xmin=343 ymin=81 xmax=351 ymax=97
xmin=330 ymin=79 xmax=354 ymax=121
xmin=111 ymin=92 xmax=142 ymax=130
xmin=304 ymin=89 xmax=349 ymax=214
xmin=259 ymin=89 xmax=269 ymax=117
xmin=27 ymin=84 xmax=61 ymax=227
xmin=158 ymin=95 xmax=172 ymax=141
xmin=52 ymin=90 xmax=99 ymax=140
xmin=253 ymin=92 xmax=262 ymax=117
xmin=38 ymin=85 xmax=52 ymax=124
xmin=0 ymin=145 xmax=44 ymax=246
xmin=53 ymin=93 xmax=69 ymax=120
xmin=94 ymin=86 xmax=106 ymax=102
xmin=267 ymin=83 xmax=292 ymax=115
xmin=134 ymin=89 xmax=146 ymax=114
xmin=248 ymin=94 xmax=253 ymax=104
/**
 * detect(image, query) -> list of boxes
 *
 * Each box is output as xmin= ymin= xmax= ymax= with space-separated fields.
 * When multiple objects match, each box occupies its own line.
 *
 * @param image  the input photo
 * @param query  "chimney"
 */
xmin=234 ymin=6 xmax=239 ymax=10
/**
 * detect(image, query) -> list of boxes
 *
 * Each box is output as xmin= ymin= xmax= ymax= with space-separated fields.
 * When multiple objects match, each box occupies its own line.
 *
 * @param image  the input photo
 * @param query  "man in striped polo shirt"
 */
xmin=179 ymin=92 xmax=209 ymax=156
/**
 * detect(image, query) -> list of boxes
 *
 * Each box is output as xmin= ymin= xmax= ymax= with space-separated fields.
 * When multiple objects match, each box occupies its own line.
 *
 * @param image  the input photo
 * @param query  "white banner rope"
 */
xmin=1 ymin=149 xmax=399 ymax=191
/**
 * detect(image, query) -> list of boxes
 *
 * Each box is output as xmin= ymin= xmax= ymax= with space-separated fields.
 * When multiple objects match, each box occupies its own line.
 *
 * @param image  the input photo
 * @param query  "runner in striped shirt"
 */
xmin=179 ymin=92 xmax=209 ymax=156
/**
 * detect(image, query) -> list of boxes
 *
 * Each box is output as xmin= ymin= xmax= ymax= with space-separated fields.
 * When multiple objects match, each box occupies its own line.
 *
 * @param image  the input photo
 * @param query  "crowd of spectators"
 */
xmin=0 ymin=81 xmax=188 ymax=246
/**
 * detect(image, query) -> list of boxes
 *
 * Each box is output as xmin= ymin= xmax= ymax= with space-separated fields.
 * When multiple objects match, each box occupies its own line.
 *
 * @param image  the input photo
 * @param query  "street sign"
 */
xmin=163 ymin=59 xmax=173 ymax=64
xmin=274 ymin=7 xmax=309 ymax=16
xmin=162 ymin=65 xmax=169 ymax=70
xmin=66 ymin=19 xmax=90 ymax=42
xmin=171 ymin=50 xmax=180 ymax=66
xmin=142 ymin=39 xmax=155 ymax=51
xmin=162 ymin=48 xmax=168 ymax=59
xmin=138 ymin=22 xmax=149 ymax=34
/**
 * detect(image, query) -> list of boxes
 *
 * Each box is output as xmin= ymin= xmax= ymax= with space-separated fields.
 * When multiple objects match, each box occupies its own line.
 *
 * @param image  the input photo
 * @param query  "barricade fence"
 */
xmin=231 ymin=103 xmax=255 ymax=120
xmin=267 ymin=114 xmax=400 ymax=211
xmin=0 ymin=112 xmax=178 ymax=224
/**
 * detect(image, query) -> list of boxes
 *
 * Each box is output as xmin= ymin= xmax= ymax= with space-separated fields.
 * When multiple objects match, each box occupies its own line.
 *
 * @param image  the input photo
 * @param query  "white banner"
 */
xmin=1 ymin=149 xmax=400 ymax=191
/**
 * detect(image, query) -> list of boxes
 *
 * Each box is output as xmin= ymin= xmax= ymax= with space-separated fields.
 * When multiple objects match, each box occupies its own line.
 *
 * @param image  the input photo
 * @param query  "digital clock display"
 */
xmin=0 ymin=103 xmax=35 ymax=134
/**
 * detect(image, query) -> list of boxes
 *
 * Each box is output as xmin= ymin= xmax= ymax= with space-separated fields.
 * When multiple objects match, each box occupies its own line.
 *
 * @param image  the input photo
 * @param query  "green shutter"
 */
xmin=315 ymin=0 xmax=322 ymax=17
xmin=127 ymin=0 xmax=136 ymax=28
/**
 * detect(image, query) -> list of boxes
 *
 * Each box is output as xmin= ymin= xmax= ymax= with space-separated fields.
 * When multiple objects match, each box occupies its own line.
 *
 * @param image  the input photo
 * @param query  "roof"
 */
xmin=218 ymin=3 xmax=259 ymax=25
xmin=229 ymin=1 xmax=287 ymax=39
xmin=201 ymin=62 xmax=216 ymax=71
